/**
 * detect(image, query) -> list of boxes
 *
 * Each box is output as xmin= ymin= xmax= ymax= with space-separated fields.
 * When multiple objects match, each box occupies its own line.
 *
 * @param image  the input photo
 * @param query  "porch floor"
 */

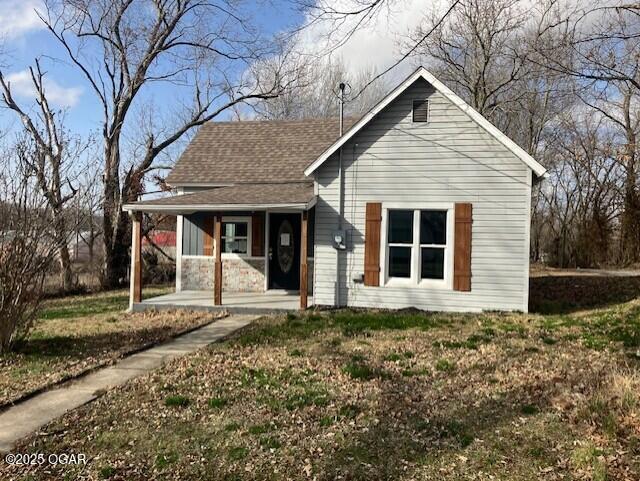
xmin=132 ymin=290 xmax=312 ymax=314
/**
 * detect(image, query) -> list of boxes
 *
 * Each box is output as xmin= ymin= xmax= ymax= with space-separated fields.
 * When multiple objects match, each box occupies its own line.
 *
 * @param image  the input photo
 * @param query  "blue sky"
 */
xmin=0 ymin=0 xmax=427 ymax=144
xmin=0 ymin=0 xmax=308 ymax=137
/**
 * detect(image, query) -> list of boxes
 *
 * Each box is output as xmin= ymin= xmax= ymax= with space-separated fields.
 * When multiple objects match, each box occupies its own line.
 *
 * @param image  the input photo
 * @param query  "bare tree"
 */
xmin=0 ymin=142 xmax=64 ymax=353
xmin=253 ymin=58 xmax=390 ymax=120
xmin=536 ymin=2 xmax=640 ymax=263
xmin=537 ymin=110 xmax=621 ymax=267
xmin=74 ymin=155 xmax=103 ymax=281
xmin=412 ymin=0 xmax=535 ymax=121
xmin=0 ymin=60 xmax=85 ymax=291
xmin=41 ymin=0 xmax=295 ymax=287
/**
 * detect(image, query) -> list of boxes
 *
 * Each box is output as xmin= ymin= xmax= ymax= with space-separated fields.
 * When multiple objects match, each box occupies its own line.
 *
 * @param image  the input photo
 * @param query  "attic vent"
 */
xmin=412 ymin=99 xmax=429 ymax=122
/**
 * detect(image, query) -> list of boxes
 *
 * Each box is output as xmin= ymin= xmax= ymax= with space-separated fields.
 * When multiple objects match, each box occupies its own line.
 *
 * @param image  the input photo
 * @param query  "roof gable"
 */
xmin=304 ymin=67 xmax=547 ymax=178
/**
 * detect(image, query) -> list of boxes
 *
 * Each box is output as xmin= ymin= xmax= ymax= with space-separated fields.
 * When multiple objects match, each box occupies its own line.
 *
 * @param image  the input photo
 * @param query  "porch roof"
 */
xmin=123 ymin=182 xmax=315 ymax=213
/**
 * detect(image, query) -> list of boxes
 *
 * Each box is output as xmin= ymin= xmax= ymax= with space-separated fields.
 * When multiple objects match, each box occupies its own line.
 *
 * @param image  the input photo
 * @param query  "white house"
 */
xmin=124 ymin=67 xmax=546 ymax=313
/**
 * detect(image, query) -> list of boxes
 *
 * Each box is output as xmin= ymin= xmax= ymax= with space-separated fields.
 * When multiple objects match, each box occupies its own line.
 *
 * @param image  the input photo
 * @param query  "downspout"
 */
xmin=335 ymin=82 xmax=346 ymax=307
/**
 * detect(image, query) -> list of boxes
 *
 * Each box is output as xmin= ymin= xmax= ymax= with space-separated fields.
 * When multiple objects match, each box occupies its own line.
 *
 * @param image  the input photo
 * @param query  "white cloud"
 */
xmin=4 ymin=70 xmax=83 ymax=108
xmin=292 ymin=0 xmax=436 ymax=81
xmin=290 ymin=0 xmax=611 ymax=83
xmin=0 ymin=0 xmax=46 ymax=40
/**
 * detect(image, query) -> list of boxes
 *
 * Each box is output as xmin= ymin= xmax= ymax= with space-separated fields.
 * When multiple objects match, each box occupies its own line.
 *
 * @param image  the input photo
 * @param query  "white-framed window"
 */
xmin=382 ymin=205 xmax=453 ymax=288
xmin=221 ymin=216 xmax=251 ymax=257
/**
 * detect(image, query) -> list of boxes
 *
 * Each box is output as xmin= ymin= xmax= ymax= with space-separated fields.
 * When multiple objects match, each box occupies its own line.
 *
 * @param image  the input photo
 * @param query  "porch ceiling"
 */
xmin=123 ymin=182 xmax=316 ymax=214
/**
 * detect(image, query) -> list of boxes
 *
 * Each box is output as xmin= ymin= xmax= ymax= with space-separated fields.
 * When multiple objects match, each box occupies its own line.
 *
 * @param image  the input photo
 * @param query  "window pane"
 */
xmin=388 ymin=210 xmax=414 ymax=244
xmin=420 ymin=210 xmax=447 ymax=245
xmin=421 ymin=247 xmax=444 ymax=279
xmin=389 ymin=246 xmax=411 ymax=278
xmin=222 ymin=222 xmax=247 ymax=238
xmin=221 ymin=238 xmax=247 ymax=254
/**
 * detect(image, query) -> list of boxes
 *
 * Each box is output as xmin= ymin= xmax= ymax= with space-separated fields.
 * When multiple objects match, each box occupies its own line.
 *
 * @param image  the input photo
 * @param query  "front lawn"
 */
xmin=4 ymin=290 xmax=639 ymax=480
xmin=0 ymin=288 xmax=220 ymax=407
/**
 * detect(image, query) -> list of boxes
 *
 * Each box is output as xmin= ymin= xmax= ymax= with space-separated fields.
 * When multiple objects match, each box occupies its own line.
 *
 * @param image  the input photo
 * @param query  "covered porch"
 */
xmin=131 ymin=290 xmax=314 ymax=314
xmin=124 ymin=183 xmax=316 ymax=313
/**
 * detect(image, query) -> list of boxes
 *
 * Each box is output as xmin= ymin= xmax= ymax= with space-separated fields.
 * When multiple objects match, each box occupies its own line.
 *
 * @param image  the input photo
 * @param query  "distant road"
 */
xmin=531 ymin=267 xmax=640 ymax=278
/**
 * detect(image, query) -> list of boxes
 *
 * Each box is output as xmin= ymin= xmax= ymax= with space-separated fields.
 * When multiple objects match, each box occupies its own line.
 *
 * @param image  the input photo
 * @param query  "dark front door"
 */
xmin=268 ymin=213 xmax=300 ymax=290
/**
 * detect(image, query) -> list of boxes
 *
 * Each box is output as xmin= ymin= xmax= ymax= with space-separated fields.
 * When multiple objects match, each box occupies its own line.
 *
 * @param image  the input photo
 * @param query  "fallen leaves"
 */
xmin=2 ymin=302 xmax=639 ymax=481
xmin=0 ymin=305 xmax=222 ymax=407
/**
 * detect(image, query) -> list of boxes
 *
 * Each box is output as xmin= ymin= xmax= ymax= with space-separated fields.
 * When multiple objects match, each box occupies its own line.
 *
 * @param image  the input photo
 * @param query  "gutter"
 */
xmin=122 ymin=198 xmax=316 ymax=213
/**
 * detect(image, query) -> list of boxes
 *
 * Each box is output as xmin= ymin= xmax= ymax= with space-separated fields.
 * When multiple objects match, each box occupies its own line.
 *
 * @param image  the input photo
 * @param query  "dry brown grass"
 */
xmin=0 ymin=288 xmax=221 ymax=407
xmin=3 ymin=304 xmax=638 ymax=480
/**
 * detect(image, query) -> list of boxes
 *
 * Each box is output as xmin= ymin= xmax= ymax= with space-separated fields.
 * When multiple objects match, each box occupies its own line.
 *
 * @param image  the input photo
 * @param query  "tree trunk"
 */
xmin=620 ymin=134 xmax=640 ymax=265
xmin=51 ymin=207 xmax=74 ymax=291
xmin=621 ymin=166 xmax=640 ymax=264
xmin=58 ymin=243 xmax=74 ymax=291
xmin=101 ymin=141 xmax=129 ymax=288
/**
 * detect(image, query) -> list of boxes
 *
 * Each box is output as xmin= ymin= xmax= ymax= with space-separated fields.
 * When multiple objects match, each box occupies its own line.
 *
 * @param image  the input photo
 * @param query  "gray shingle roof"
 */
xmin=126 ymin=182 xmax=315 ymax=211
xmin=166 ymin=117 xmax=358 ymax=185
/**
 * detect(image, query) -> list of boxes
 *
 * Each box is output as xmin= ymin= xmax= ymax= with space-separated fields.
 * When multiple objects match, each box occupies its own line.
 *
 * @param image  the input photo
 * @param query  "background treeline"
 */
xmin=255 ymin=0 xmax=640 ymax=269
xmin=1 ymin=0 xmax=638 ymax=303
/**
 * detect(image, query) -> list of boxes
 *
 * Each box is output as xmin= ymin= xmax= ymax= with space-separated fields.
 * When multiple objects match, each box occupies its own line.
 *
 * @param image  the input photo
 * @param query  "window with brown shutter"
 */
xmin=384 ymin=208 xmax=450 ymax=286
xmin=364 ymin=203 xmax=382 ymax=286
xmin=251 ymin=213 xmax=265 ymax=257
xmin=453 ymin=203 xmax=472 ymax=291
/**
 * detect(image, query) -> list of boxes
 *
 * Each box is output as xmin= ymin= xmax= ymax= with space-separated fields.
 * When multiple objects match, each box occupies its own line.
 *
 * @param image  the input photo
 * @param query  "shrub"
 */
xmin=0 ymin=156 xmax=62 ymax=353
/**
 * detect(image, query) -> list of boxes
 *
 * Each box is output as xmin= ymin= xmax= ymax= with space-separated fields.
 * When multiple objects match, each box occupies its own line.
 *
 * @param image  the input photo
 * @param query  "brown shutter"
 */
xmin=454 ymin=203 xmax=472 ymax=291
xmin=364 ymin=202 xmax=382 ymax=286
xmin=251 ymin=213 xmax=265 ymax=257
xmin=203 ymin=216 xmax=215 ymax=256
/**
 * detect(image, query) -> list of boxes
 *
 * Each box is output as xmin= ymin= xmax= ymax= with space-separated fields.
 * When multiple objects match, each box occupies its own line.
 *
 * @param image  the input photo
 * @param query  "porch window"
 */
xmin=221 ymin=220 xmax=249 ymax=255
xmin=385 ymin=207 xmax=451 ymax=287
xmin=182 ymin=214 xmax=252 ymax=257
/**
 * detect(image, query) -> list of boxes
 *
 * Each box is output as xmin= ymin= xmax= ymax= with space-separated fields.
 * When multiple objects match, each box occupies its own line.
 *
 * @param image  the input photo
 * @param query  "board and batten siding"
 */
xmin=313 ymin=77 xmax=532 ymax=312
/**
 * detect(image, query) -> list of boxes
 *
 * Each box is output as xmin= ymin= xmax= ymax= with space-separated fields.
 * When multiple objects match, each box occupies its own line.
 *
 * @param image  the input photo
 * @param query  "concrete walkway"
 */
xmin=0 ymin=314 xmax=256 ymax=453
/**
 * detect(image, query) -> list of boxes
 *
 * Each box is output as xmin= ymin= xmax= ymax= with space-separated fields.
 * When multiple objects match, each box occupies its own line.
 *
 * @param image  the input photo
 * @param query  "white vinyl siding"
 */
xmin=313 ymin=78 xmax=532 ymax=312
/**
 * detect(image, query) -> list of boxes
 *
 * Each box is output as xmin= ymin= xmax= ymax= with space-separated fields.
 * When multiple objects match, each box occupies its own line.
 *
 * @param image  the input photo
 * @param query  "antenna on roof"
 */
xmin=339 ymin=82 xmax=346 ymax=136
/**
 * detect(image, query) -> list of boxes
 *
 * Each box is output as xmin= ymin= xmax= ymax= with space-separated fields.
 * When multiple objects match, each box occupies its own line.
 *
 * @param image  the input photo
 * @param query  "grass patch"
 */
xmin=248 ymin=423 xmax=275 ymax=435
xmin=165 ymin=395 xmax=190 ymax=407
xmin=443 ymin=420 xmax=474 ymax=448
xmin=401 ymin=367 xmax=430 ymax=377
xmin=521 ymin=404 xmax=539 ymax=415
xmin=435 ymin=358 xmax=455 ymax=372
xmin=240 ymin=368 xmax=280 ymax=388
xmin=233 ymin=310 xmax=455 ymax=346
xmin=98 ymin=466 xmax=117 ymax=479
xmin=259 ymin=436 xmax=281 ymax=450
xmin=572 ymin=443 xmax=608 ymax=481
xmin=224 ymin=422 xmax=240 ymax=432
xmin=342 ymin=361 xmax=380 ymax=381
xmin=384 ymin=351 xmax=414 ymax=362
xmin=228 ymin=446 xmax=248 ymax=461
xmin=155 ymin=451 xmax=179 ymax=469
xmin=208 ymin=397 xmax=228 ymax=409
xmin=284 ymin=387 xmax=330 ymax=410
